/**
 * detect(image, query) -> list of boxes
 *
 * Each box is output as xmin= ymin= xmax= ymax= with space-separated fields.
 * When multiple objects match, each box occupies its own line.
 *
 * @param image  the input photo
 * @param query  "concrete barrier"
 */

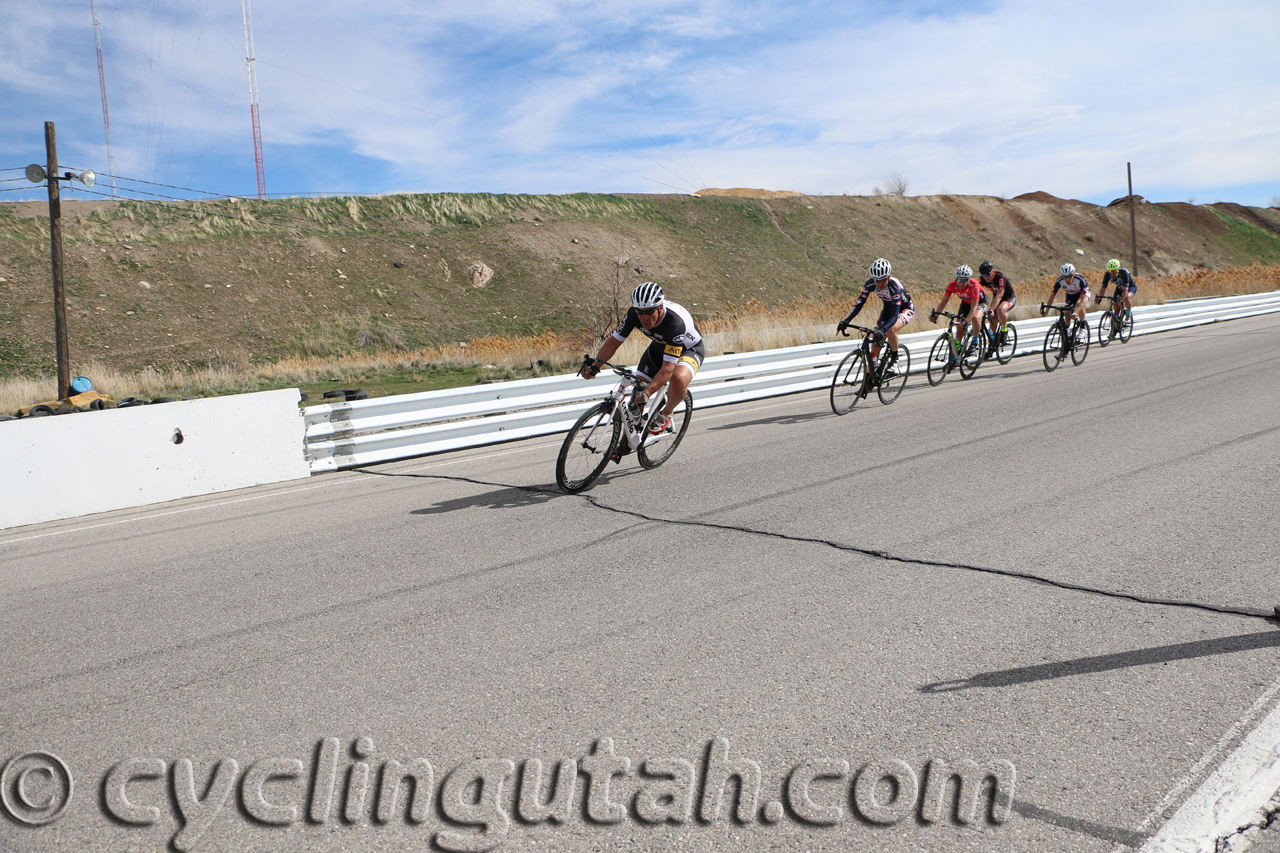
xmin=0 ymin=389 xmax=309 ymax=530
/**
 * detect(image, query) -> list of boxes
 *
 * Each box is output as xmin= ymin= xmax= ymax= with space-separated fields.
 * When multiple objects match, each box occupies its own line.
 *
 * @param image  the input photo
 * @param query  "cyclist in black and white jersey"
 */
xmin=581 ymin=282 xmax=704 ymax=435
xmin=1042 ymin=262 xmax=1091 ymax=331
xmin=837 ymin=258 xmax=915 ymax=369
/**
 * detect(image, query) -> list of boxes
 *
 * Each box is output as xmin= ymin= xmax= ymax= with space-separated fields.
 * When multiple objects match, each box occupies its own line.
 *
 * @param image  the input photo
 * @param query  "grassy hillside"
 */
xmin=1 ymin=191 xmax=1279 ymax=381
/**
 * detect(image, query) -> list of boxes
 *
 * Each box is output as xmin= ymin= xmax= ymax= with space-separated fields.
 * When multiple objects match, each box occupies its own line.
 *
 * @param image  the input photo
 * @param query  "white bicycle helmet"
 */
xmin=1060 ymin=263 xmax=1076 ymax=277
xmin=870 ymin=258 xmax=892 ymax=280
xmin=632 ymin=282 xmax=664 ymax=310
xmin=955 ymin=265 xmax=972 ymax=281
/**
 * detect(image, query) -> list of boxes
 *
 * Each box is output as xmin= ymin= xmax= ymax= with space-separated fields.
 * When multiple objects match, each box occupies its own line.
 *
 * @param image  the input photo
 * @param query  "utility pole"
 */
xmin=1128 ymin=162 xmax=1139 ymax=277
xmin=27 ymin=123 xmax=95 ymax=400
xmin=46 ymin=122 xmax=71 ymax=400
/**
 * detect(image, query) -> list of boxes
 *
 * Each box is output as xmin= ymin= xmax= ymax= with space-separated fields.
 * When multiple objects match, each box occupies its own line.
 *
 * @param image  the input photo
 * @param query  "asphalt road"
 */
xmin=3 ymin=313 xmax=1279 ymax=853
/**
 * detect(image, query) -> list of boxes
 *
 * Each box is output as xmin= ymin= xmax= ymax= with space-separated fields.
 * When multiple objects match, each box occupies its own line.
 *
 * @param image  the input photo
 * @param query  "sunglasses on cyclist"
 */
xmin=636 ymin=306 xmax=660 ymax=316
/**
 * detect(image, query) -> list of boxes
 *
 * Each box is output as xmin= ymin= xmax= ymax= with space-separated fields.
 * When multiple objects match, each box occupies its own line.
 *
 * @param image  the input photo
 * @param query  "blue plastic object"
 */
xmin=70 ymin=376 xmax=92 ymax=394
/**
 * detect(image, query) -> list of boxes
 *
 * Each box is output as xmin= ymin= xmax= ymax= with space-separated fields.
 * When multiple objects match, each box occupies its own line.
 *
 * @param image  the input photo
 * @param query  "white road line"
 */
xmin=1137 ymin=679 xmax=1280 ymax=852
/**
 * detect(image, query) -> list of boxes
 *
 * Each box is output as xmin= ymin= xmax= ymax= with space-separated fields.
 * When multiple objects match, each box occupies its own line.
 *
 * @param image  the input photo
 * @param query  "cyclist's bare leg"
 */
xmin=659 ymin=363 xmax=695 ymax=418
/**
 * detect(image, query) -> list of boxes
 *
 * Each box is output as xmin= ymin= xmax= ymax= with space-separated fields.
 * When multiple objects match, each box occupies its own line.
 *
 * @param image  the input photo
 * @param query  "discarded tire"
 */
xmin=150 ymin=397 xmax=175 ymax=404
xmin=322 ymin=388 xmax=368 ymax=401
xmin=29 ymin=405 xmax=55 ymax=417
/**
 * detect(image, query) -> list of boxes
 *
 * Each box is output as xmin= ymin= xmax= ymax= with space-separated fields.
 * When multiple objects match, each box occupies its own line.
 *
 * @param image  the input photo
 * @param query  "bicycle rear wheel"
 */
xmin=1119 ymin=311 xmax=1134 ymax=343
xmin=958 ymin=333 xmax=982 ymax=379
xmin=830 ymin=350 xmax=868 ymax=415
xmin=1097 ymin=311 xmax=1115 ymax=347
xmin=995 ymin=324 xmax=1017 ymax=364
xmin=877 ymin=345 xmax=910 ymax=404
xmin=1071 ymin=319 xmax=1090 ymax=365
xmin=556 ymin=402 xmax=620 ymax=492
xmin=927 ymin=334 xmax=952 ymax=386
xmin=639 ymin=391 xmax=693 ymax=469
xmin=1043 ymin=323 xmax=1065 ymax=372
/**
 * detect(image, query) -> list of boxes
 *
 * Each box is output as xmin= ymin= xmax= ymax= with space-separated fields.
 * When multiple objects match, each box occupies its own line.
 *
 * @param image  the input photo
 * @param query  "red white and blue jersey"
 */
xmin=848 ymin=276 xmax=914 ymax=317
xmin=1052 ymin=273 xmax=1090 ymax=296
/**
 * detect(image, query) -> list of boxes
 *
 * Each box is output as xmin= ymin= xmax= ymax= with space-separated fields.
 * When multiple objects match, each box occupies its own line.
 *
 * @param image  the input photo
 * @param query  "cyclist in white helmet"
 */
xmin=837 ymin=258 xmax=915 ymax=369
xmin=581 ymin=282 xmax=704 ymax=436
xmin=1043 ymin=262 xmax=1091 ymax=331
xmin=930 ymin=264 xmax=986 ymax=351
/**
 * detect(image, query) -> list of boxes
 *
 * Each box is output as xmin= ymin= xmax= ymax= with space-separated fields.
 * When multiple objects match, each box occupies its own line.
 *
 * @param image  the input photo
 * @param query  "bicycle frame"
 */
xmin=597 ymin=365 xmax=669 ymax=456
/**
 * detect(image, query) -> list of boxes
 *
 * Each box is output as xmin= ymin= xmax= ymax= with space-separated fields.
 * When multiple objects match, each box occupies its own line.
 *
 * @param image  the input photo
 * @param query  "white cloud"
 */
xmin=1 ymin=0 xmax=1276 ymax=204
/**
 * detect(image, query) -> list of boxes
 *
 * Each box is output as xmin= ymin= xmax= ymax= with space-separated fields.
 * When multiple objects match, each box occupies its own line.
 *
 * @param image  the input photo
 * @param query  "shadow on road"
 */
xmin=920 ymin=629 xmax=1280 ymax=693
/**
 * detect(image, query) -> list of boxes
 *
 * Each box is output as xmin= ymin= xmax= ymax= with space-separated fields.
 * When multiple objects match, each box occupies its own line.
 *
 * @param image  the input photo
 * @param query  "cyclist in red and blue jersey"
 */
xmin=978 ymin=260 xmax=1016 ymax=348
xmin=1042 ymin=262 xmax=1091 ymax=331
xmin=930 ymin=264 xmax=987 ymax=344
xmin=836 ymin=258 xmax=915 ymax=369
xmin=1096 ymin=259 xmax=1136 ymax=316
xmin=581 ymin=282 xmax=704 ymax=435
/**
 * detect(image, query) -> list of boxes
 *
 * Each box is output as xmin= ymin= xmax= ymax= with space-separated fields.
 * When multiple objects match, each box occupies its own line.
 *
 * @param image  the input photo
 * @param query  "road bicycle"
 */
xmin=926 ymin=311 xmax=983 ymax=385
xmin=1095 ymin=293 xmax=1134 ymax=347
xmin=829 ymin=324 xmax=911 ymax=414
xmin=555 ymin=358 xmax=692 ymax=493
xmin=1040 ymin=303 xmax=1090 ymax=372
xmin=982 ymin=313 xmax=1019 ymax=365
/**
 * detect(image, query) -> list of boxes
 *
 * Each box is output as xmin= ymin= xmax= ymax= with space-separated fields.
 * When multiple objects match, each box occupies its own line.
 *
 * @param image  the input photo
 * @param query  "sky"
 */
xmin=2 ymin=0 xmax=1278 ymax=207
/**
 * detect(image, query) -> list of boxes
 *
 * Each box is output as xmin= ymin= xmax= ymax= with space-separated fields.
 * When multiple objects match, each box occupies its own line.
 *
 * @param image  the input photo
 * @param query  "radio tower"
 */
xmin=89 ymin=0 xmax=117 ymax=197
xmin=241 ymin=0 xmax=266 ymax=199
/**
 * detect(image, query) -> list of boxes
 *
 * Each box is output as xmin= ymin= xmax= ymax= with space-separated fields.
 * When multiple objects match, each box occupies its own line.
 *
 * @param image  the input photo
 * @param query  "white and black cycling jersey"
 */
xmin=613 ymin=300 xmax=704 ymax=360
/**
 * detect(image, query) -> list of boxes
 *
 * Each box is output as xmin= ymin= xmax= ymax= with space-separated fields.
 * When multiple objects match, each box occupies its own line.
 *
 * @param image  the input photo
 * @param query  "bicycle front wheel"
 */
xmin=877 ymin=345 xmax=910 ymax=405
xmin=830 ymin=350 xmax=868 ymax=415
xmin=927 ymin=334 xmax=952 ymax=386
xmin=995 ymin=324 xmax=1017 ymax=364
xmin=1043 ymin=323 xmax=1065 ymax=372
xmin=1097 ymin=312 xmax=1115 ymax=348
xmin=556 ymin=402 xmax=620 ymax=492
xmin=1119 ymin=311 xmax=1134 ymax=343
xmin=958 ymin=334 xmax=982 ymax=380
xmin=638 ymin=392 xmax=693 ymax=469
xmin=1071 ymin=319 xmax=1090 ymax=365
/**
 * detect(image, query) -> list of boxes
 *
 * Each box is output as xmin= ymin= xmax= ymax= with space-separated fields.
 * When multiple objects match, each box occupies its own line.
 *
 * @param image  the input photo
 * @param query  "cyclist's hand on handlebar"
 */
xmin=929 ymin=310 xmax=938 ymax=322
xmin=580 ymin=356 xmax=600 ymax=379
xmin=836 ymin=320 xmax=849 ymax=336
xmin=1039 ymin=305 xmax=1048 ymax=316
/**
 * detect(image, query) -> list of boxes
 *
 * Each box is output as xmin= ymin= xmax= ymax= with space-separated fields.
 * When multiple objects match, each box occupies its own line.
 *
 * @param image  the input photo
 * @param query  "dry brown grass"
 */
xmin=3 ymin=265 xmax=1277 ymax=415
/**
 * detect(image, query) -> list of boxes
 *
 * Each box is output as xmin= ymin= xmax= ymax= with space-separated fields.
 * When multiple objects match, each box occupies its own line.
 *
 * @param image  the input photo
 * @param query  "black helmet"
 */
xmin=978 ymin=261 xmax=994 ymax=276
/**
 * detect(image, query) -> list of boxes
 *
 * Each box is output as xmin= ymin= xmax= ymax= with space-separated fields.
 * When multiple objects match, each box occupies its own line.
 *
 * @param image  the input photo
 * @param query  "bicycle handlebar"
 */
xmin=581 ymin=355 xmax=638 ymax=379
xmin=839 ymin=324 xmax=885 ymax=341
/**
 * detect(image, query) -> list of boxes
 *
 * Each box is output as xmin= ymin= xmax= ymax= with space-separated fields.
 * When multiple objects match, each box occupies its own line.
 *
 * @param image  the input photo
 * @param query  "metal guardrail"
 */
xmin=303 ymin=291 xmax=1280 ymax=472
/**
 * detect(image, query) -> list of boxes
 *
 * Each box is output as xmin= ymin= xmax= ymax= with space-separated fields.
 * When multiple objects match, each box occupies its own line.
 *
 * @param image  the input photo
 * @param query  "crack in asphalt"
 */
xmin=360 ymin=468 xmax=1276 ymax=623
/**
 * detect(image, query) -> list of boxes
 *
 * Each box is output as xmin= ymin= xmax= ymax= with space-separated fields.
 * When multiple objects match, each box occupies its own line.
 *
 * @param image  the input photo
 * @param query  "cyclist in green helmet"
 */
xmin=1097 ymin=259 xmax=1136 ymax=317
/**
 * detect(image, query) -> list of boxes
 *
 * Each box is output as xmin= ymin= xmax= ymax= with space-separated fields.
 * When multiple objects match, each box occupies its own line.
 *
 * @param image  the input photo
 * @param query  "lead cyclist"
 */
xmin=581 ymin=282 xmax=705 ymax=435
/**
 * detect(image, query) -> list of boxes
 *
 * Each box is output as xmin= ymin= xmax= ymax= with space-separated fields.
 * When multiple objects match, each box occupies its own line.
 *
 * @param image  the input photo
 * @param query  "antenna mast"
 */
xmin=89 ymin=0 xmax=117 ymax=197
xmin=241 ymin=0 xmax=266 ymax=199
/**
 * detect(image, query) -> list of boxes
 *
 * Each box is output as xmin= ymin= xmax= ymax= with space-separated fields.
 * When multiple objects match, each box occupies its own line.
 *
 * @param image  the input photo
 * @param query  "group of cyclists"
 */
xmin=578 ymin=257 xmax=1138 ymax=430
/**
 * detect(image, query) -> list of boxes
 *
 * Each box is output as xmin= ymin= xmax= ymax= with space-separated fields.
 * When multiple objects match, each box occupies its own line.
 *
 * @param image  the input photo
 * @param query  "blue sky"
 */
xmin=2 ymin=0 xmax=1278 ymax=206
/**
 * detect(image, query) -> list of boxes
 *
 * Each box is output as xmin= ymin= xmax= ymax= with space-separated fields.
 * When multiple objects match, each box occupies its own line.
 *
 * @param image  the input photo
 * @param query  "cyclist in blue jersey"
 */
xmin=581 ymin=282 xmax=705 ymax=435
xmin=1042 ymin=262 xmax=1091 ymax=332
xmin=836 ymin=258 xmax=915 ymax=369
xmin=1096 ymin=259 xmax=1136 ymax=316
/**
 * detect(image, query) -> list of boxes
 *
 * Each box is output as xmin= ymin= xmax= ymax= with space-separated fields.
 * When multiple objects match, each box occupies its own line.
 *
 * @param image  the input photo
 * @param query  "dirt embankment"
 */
xmin=1 ymin=191 xmax=1278 ymax=375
